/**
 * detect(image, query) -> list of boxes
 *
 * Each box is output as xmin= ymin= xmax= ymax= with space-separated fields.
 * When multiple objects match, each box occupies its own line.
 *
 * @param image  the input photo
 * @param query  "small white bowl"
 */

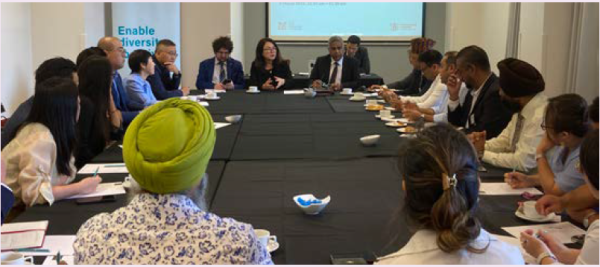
xmin=293 ymin=194 xmax=331 ymax=215
xmin=360 ymin=134 xmax=380 ymax=146
xmin=225 ymin=115 xmax=242 ymax=123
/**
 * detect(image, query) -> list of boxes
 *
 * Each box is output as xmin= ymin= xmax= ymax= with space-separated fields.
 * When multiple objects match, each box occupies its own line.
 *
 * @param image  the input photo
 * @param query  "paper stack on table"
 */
xmin=214 ymin=122 xmax=232 ymax=130
xmin=494 ymin=234 xmax=536 ymax=264
xmin=204 ymin=89 xmax=226 ymax=94
xmin=501 ymin=222 xmax=586 ymax=244
xmin=16 ymin=235 xmax=76 ymax=256
xmin=78 ymin=163 xmax=128 ymax=174
xmin=479 ymin=183 xmax=543 ymax=196
xmin=1 ymin=221 xmax=48 ymax=251
xmin=284 ymin=90 xmax=305 ymax=95
xmin=66 ymin=182 xmax=126 ymax=199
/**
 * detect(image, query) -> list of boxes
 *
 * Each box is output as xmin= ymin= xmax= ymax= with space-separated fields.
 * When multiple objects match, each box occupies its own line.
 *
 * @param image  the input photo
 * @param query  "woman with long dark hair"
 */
xmin=76 ymin=55 xmax=119 ymax=169
xmin=249 ymin=38 xmax=292 ymax=90
xmin=376 ymin=124 xmax=523 ymax=264
xmin=3 ymin=77 xmax=101 ymax=207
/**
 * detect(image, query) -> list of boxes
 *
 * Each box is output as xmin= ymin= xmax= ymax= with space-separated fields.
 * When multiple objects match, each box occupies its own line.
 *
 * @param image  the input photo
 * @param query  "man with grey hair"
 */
xmin=310 ymin=35 xmax=360 ymax=90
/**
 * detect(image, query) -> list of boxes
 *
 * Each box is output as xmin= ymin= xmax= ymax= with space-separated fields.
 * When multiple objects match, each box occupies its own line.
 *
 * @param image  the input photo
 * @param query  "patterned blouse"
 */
xmin=73 ymin=193 xmax=273 ymax=265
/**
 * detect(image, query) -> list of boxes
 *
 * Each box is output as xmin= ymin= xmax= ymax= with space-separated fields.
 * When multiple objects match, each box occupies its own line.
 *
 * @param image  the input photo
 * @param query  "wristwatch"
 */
xmin=583 ymin=211 xmax=597 ymax=229
xmin=537 ymin=251 xmax=557 ymax=264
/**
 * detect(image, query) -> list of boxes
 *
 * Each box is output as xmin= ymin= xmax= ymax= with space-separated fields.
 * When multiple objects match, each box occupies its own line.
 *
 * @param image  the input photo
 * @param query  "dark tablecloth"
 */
xmin=242 ymin=73 xmax=385 ymax=90
xmin=230 ymin=113 xmax=406 ymax=160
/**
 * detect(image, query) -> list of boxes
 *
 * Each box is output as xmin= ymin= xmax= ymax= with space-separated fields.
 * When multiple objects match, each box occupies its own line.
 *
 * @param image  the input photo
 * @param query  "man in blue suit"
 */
xmin=195 ymin=36 xmax=245 ymax=90
xmin=98 ymin=37 xmax=139 ymax=130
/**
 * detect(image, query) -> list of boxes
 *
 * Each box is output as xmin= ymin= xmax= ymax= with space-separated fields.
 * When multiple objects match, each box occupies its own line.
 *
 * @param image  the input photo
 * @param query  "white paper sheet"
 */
xmin=494 ymin=234 xmax=536 ymax=264
xmin=19 ymin=235 xmax=76 ymax=256
xmin=204 ymin=89 xmax=226 ymax=94
xmin=1 ymin=221 xmax=48 ymax=250
xmin=199 ymin=101 xmax=209 ymax=107
xmin=78 ymin=164 xmax=128 ymax=174
xmin=214 ymin=122 xmax=231 ymax=130
xmin=66 ymin=182 xmax=126 ymax=199
xmin=43 ymin=255 xmax=75 ymax=265
xmin=479 ymin=183 xmax=543 ymax=195
xmin=284 ymin=90 xmax=305 ymax=95
xmin=501 ymin=222 xmax=586 ymax=244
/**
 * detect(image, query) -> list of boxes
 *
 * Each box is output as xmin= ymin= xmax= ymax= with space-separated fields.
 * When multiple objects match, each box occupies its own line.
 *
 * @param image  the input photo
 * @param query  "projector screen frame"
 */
xmin=265 ymin=2 xmax=426 ymax=44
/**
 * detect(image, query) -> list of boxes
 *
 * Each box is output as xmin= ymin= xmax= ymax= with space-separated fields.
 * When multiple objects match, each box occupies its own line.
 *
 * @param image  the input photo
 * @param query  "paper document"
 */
xmin=502 ymin=222 xmax=586 ymax=244
xmin=1 ymin=221 xmax=48 ymax=251
xmin=78 ymin=163 xmax=128 ymax=174
xmin=199 ymin=101 xmax=209 ymax=107
xmin=18 ymin=235 xmax=76 ymax=256
xmin=43 ymin=255 xmax=75 ymax=265
xmin=284 ymin=90 xmax=305 ymax=95
xmin=66 ymin=182 xmax=125 ymax=199
xmin=479 ymin=183 xmax=543 ymax=196
xmin=297 ymin=72 xmax=309 ymax=76
xmin=494 ymin=234 xmax=535 ymax=264
xmin=214 ymin=122 xmax=231 ymax=130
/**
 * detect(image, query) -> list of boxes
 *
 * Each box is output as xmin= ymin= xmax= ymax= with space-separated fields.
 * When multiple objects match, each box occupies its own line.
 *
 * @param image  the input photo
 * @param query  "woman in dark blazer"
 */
xmin=249 ymin=38 xmax=292 ymax=90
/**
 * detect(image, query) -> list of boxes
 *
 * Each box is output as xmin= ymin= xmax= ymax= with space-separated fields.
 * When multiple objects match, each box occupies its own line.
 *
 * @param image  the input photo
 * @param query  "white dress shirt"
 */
xmin=212 ymin=58 xmax=228 ymax=85
xmin=431 ymin=82 xmax=468 ymax=123
xmin=329 ymin=56 xmax=343 ymax=85
xmin=376 ymin=228 xmax=525 ymax=265
xmin=402 ymin=74 xmax=447 ymax=110
xmin=482 ymin=92 xmax=548 ymax=172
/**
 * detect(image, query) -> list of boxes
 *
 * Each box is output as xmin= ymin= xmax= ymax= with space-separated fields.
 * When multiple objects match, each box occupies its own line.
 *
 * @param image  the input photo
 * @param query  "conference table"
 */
xmin=12 ymin=90 xmax=581 ymax=264
xmin=242 ymin=73 xmax=385 ymax=90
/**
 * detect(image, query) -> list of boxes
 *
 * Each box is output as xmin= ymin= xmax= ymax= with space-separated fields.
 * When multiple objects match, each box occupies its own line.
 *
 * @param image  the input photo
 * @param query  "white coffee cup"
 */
xmin=522 ymin=201 xmax=545 ymax=219
xmin=353 ymin=92 xmax=364 ymax=98
xmin=254 ymin=229 xmax=277 ymax=247
xmin=249 ymin=86 xmax=259 ymax=92
xmin=379 ymin=109 xmax=392 ymax=118
xmin=189 ymin=95 xmax=198 ymax=101
xmin=206 ymin=92 xmax=217 ymax=99
xmin=180 ymin=96 xmax=190 ymax=100
xmin=342 ymin=88 xmax=352 ymax=94
xmin=367 ymin=99 xmax=378 ymax=106
xmin=1 ymin=252 xmax=33 ymax=265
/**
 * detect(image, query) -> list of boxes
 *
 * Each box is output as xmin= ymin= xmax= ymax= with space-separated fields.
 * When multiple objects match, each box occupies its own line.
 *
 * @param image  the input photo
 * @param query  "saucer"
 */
xmin=384 ymin=107 xmax=396 ymax=111
xmin=267 ymin=240 xmax=279 ymax=253
xmin=385 ymin=121 xmax=406 ymax=127
xmin=397 ymin=126 xmax=417 ymax=134
xmin=340 ymin=92 xmax=354 ymax=96
xmin=350 ymin=97 xmax=366 ymax=102
xmin=204 ymin=96 xmax=220 ymax=101
xmin=246 ymin=90 xmax=260 ymax=94
xmin=515 ymin=209 xmax=557 ymax=223
xmin=375 ymin=115 xmax=395 ymax=119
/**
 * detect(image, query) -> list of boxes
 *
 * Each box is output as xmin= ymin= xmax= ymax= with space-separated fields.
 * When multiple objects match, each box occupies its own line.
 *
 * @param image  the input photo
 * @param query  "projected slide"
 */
xmin=268 ymin=2 xmax=424 ymax=42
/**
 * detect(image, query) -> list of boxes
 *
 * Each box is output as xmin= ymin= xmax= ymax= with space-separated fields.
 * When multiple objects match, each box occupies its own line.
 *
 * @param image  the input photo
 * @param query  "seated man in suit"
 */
xmin=446 ymin=45 xmax=512 ymax=139
xmin=148 ymin=39 xmax=190 ymax=99
xmin=346 ymin=35 xmax=370 ymax=74
xmin=195 ymin=36 xmax=245 ymax=90
xmin=310 ymin=36 xmax=360 ymax=91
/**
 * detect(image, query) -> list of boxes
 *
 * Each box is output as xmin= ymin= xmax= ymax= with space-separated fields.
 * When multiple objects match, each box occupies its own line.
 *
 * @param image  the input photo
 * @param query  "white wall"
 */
xmin=83 ymin=3 xmax=106 ymax=48
xmin=230 ymin=2 xmax=244 ymax=68
xmin=180 ymin=2 xmax=231 ymax=89
xmin=1 ymin=3 xmax=34 ymax=116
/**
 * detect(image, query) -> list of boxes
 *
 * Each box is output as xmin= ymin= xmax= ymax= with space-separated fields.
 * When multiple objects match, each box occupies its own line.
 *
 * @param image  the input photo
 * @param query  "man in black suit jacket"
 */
xmin=446 ymin=45 xmax=512 ymax=139
xmin=310 ymin=36 xmax=360 ymax=90
xmin=346 ymin=35 xmax=370 ymax=74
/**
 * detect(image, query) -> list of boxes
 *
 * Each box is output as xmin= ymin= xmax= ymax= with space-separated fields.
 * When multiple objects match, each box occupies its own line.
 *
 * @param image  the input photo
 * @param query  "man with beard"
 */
xmin=469 ymin=58 xmax=548 ymax=172
xmin=446 ymin=45 xmax=512 ymax=139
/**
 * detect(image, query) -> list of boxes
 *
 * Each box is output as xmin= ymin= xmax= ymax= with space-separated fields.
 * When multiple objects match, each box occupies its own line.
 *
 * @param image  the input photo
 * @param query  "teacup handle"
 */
xmin=268 ymin=235 xmax=277 ymax=243
xmin=24 ymin=256 xmax=33 ymax=264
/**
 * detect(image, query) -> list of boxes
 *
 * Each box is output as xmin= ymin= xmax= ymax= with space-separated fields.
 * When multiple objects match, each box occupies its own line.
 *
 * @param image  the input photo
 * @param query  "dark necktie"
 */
xmin=510 ymin=113 xmax=524 ymax=152
xmin=329 ymin=62 xmax=339 ymax=85
xmin=463 ymin=91 xmax=474 ymax=129
xmin=219 ymin=61 xmax=226 ymax=82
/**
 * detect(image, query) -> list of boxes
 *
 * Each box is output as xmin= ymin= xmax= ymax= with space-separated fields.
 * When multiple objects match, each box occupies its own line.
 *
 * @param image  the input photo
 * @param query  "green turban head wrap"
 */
xmin=123 ymin=98 xmax=216 ymax=194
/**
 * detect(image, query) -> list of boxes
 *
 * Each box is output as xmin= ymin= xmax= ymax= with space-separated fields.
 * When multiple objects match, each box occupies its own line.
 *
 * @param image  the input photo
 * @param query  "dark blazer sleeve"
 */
xmin=277 ymin=62 xmax=293 ymax=90
xmin=249 ymin=62 xmax=261 ymax=88
xmin=310 ymin=56 xmax=328 ymax=82
xmin=358 ymin=47 xmax=370 ymax=74
xmin=163 ymin=72 xmax=181 ymax=91
xmin=467 ymin=85 xmax=512 ymax=138
xmin=447 ymin=102 xmax=467 ymax=129
xmin=1 ymin=185 xmax=14 ymax=224
xmin=341 ymin=58 xmax=360 ymax=89
xmin=195 ymin=60 xmax=214 ymax=90
xmin=148 ymin=68 xmax=183 ymax=100
xmin=231 ymin=60 xmax=245 ymax=90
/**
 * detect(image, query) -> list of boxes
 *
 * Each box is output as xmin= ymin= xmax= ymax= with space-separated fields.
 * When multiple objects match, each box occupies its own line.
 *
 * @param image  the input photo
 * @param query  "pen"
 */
xmin=15 ymin=248 xmax=51 ymax=253
xmin=92 ymin=167 xmax=100 ymax=177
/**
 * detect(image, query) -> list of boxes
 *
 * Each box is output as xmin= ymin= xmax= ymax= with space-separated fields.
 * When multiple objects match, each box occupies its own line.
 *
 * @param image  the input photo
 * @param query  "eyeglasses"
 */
xmin=263 ymin=48 xmax=277 ymax=52
xmin=167 ymin=51 xmax=178 ymax=57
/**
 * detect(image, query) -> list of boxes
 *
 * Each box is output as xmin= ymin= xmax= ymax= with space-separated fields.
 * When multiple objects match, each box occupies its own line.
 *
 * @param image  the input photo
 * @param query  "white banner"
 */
xmin=112 ymin=3 xmax=181 ymax=77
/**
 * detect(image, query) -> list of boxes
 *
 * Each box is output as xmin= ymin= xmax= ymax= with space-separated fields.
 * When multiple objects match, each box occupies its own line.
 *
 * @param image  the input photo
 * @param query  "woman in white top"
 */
xmin=376 ymin=124 xmax=524 ymax=265
xmin=2 ymin=77 xmax=101 ymax=207
xmin=520 ymin=129 xmax=598 ymax=265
